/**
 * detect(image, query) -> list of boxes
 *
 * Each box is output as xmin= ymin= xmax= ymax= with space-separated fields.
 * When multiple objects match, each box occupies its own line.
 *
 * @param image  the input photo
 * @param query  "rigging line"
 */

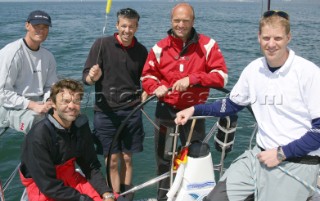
xmin=2 ymin=162 xmax=20 ymax=192
xmin=120 ymin=172 xmax=170 ymax=196
xmin=103 ymin=0 xmax=112 ymax=35
xmin=277 ymin=166 xmax=320 ymax=194
xmin=203 ymin=122 xmax=218 ymax=143
xmin=105 ymin=87 xmax=234 ymax=189
xmin=83 ymin=0 xmax=112 ymax=111
xmin=96 ymin=0 xmax=112 ymax=64
xmin=267 ymin=0 xmax=271 ymax=11
xmin=105 ymin=85 xmax=256 ymax=190
xmin=260 ymin=0 xmax=271 ymax=18
xmin=260 ymin=0 xmax=264 ymax=17
xmin=106 ymin=94 xmax=158 ymax=189
xmin=106 ymin=87 xmax=173 ymax=189
xmin=141 ymin=108 xmax=159 ymax=131
xmin=186 ymin=118 xmax=197 ymax=147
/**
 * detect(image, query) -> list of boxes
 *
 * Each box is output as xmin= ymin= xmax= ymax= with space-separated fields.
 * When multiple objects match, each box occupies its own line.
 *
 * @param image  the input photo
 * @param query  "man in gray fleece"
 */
xmin=0 ymin=10 xmax=57 ymax=134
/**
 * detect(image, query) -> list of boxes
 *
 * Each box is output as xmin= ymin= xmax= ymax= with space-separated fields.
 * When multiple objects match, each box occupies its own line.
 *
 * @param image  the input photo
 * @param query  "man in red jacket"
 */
xmin=141 ymin=3 xmax=228 ymax=200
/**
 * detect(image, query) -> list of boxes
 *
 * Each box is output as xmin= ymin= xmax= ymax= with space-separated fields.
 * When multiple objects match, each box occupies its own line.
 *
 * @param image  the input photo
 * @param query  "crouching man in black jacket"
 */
xmin=20 ymin=79 xmax=127 ymax=201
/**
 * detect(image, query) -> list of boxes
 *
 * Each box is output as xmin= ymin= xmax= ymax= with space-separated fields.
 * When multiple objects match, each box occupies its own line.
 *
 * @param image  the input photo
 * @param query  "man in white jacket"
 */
xmin=175 ymin=10 xmax=320 ymax=201
xmin=0 ymin=10 xmax=57 ymax=134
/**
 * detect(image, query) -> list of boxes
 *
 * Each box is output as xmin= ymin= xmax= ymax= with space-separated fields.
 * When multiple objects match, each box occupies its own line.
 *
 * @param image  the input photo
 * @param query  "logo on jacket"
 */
xmin=148 ymin=60 xmax=155 ymax=67
xmin=20 ymin=123 xmax=25 ymax=131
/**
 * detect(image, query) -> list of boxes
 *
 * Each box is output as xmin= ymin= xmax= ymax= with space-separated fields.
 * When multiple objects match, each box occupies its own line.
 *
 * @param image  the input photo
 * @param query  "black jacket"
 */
xmin=82 ymin=34 xmax=148 ymax=112
xmin=20 ymin=112 xmax=111 ymax=200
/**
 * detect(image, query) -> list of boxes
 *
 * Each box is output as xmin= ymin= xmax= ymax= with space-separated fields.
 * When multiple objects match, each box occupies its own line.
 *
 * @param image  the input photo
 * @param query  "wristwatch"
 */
xmin=277 ymin=146 xmax=286 ymax=162
xmin=103 ymin=193 xmax=115 ymax=200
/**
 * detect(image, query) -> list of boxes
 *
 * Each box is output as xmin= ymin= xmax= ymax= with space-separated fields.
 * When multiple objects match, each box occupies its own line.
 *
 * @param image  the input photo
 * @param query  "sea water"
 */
xmin=0 ymin=1 xmax=319 ymax=200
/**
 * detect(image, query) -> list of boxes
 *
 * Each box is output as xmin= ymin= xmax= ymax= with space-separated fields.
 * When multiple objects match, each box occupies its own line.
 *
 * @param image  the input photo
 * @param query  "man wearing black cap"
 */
xmin=0 ymin=10 xmax=57 ymax=134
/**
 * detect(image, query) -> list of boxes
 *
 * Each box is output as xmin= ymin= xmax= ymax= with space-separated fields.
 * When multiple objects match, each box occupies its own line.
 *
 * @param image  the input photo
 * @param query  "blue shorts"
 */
xmin=93 ymin=108 xmax=144 ymax=156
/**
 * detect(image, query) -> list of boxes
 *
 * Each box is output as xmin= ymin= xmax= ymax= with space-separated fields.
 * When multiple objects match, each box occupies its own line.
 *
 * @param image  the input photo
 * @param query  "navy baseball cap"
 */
xmin=27 ymin=10 xmax=52 ymax=27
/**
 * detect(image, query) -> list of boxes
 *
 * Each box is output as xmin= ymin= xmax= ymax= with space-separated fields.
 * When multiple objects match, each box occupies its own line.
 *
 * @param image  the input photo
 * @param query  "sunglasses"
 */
xmin=58 ymin=92 xmax=83 ymax=105
xmin=263 ymin=10 xmax=289 ymax=20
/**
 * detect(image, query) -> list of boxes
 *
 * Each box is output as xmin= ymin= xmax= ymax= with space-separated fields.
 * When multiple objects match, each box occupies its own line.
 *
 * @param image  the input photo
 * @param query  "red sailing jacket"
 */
xmin=20 ymin=158 xmax=102 ymax=201
xmin=141 ymin=28 xmax=228 ymax=110
xmin=19 ymin=114 xmax=111 ymax=201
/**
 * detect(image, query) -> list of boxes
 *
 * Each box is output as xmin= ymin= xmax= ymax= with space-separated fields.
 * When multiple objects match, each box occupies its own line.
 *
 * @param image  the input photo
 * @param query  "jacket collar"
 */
xmin=113 ymin=33 xmax=136 ymax=49
xmin=167 ymin=27 xmax=199 ymax=57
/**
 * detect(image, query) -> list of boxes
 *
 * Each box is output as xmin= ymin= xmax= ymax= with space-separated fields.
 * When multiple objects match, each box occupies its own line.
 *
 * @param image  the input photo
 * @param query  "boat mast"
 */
xmin=267 ymin=0 xmax=271 ymax=10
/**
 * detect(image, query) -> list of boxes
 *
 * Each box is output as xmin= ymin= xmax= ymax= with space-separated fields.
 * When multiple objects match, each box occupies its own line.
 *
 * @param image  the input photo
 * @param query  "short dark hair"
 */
xmin=50 ymin=79 xmax=84 ymax=103
xmin=117 ymin=8 xmax=140 ymax=22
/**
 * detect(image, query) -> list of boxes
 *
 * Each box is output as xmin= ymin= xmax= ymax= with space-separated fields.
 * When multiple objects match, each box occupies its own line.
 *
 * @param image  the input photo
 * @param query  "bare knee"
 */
xmin=122 ymin=153 xmax=132 ymax=167
xmin=106 ymin=154 xmax=120 ymax=171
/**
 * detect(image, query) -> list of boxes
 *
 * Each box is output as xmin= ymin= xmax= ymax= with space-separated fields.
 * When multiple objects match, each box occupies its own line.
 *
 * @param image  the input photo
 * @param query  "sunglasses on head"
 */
xmin=263 ymin=10 xmax=289 ymax=20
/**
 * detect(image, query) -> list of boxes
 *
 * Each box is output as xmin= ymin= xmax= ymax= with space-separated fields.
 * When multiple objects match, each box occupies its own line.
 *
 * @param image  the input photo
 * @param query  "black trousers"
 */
xmin=154 ymin=101 xmax=205 ymax=201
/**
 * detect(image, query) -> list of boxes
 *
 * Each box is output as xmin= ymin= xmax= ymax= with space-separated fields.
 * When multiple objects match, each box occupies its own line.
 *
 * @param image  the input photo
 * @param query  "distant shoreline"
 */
xmin=0 ymin=0 xmax=318 ymax=3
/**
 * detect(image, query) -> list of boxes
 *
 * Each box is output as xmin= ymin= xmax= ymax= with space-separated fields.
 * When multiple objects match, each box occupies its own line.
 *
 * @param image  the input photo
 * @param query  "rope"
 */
xmin=106 ymin=95 xmax=157 ymax=189
xmin=3 ymin=162 xmax=20 ymax=192
xmin=250 ymin=148 xmax=320 ymax=200
xmin=141 ymin=108 xmax=159 ymax=131
xmin=277 ymin=165 xmax=320 ymax=194
xmin=214 ymin=117 xmax=237 ymax=148
xmin=203 ymin=123 xmax=218 ymax=143
xmin=120 ymin=172 xmax=170 ymax=196
xmin=185 ymin=118 xmax=196 ymax=146
xmin=83 ymin=0 xmax=112 ymax=112
xmin=251 ymin=151 xmax=258 ymax=201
